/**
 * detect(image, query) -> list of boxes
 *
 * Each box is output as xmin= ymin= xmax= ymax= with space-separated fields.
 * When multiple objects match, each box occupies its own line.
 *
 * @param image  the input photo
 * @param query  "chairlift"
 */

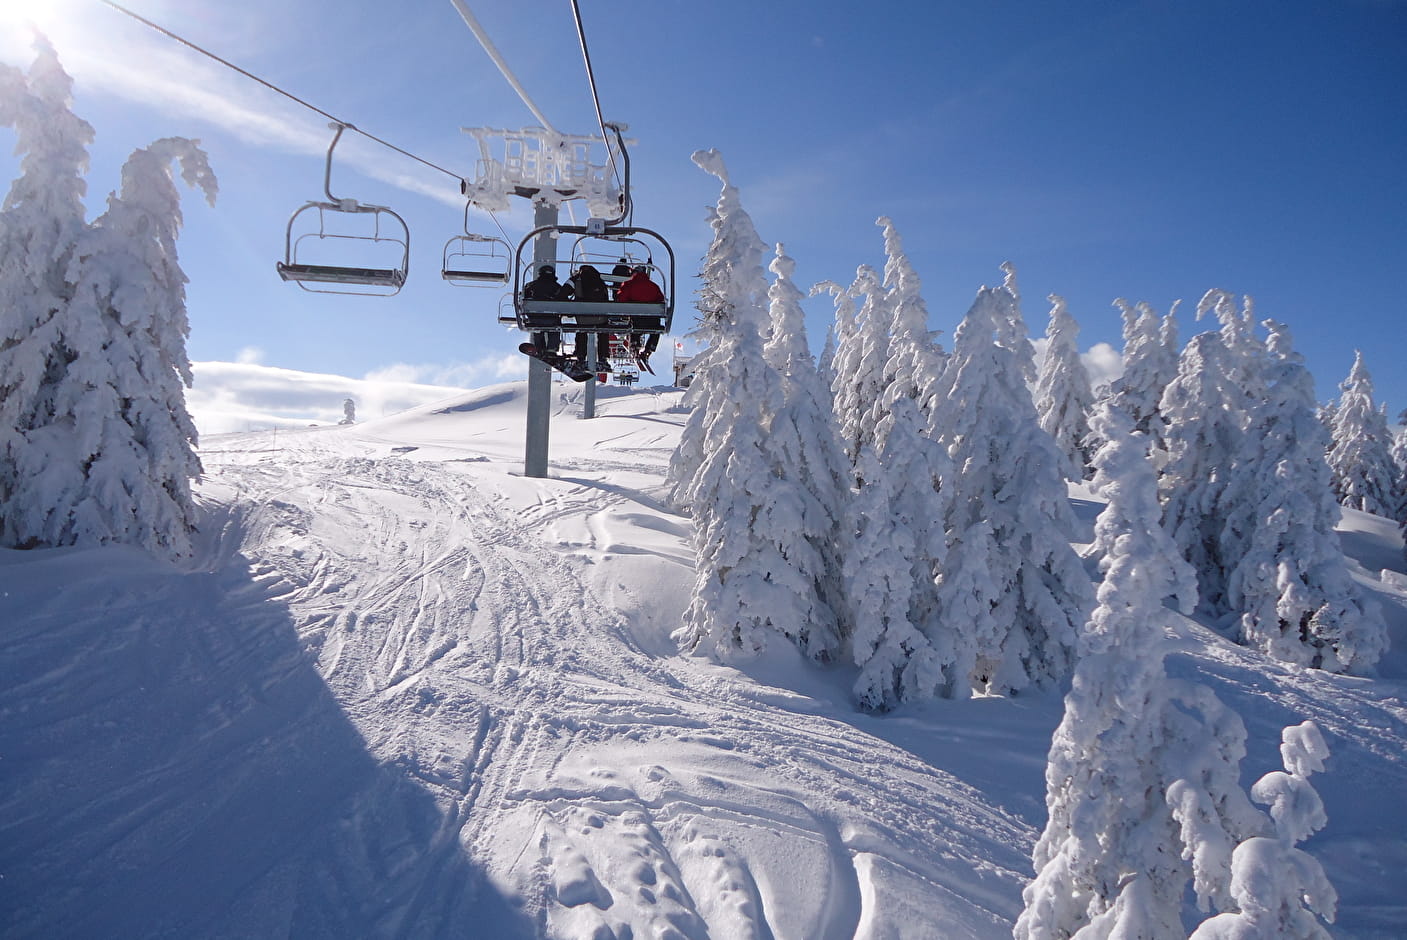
xmin=510 ymin=222 xmax=674 ymax=342
xmin=442 ymin=203 xmax=511 ymax=286
xmin=277 ymin=123 xmax=410 ymax=296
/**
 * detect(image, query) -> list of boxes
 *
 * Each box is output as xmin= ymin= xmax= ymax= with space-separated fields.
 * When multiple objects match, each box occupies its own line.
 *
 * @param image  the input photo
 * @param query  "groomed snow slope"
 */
xmin=2 ymin=381 xmax=1405 ymax=939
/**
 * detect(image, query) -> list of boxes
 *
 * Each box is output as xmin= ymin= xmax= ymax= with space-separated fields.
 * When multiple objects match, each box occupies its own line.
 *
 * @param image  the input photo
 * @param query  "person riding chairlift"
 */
xmin=522 ymin=264 xmax=563 ymax=354
xmin=563 ymin=264 xmax=611 ymax=370
xmin=615 ymin=265 xmax=665 ymax=364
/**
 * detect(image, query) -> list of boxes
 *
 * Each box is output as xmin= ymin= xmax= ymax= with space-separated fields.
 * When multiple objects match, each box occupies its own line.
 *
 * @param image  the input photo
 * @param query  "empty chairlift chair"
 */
xmin=277 ymin=123 xmax=410 ymax=296
xmin=442 ymin=204 xmax=510 ymax=286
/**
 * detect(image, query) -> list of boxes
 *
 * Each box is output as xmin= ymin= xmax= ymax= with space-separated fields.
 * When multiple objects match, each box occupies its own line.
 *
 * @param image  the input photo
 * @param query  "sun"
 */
xmin=1 ymin=0 xmax=75 ymax=30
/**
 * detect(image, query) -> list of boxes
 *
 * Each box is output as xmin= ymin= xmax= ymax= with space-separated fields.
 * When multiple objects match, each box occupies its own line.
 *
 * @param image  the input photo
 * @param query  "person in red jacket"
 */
xmin=616 ymin=266 xmax=665 ymax=365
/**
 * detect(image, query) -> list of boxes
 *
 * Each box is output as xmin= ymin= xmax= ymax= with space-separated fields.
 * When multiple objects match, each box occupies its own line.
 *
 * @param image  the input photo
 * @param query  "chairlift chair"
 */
xmin=510 ymin=222 xmax=674 ymax=342
xmin=442 ymin=203 xmax=511 ymax=286
xmin=277 ymin=123 xmax=410 ymax=296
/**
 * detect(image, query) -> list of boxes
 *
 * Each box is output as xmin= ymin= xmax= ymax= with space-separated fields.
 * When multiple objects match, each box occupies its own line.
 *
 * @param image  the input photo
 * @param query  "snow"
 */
xmin=3 ymin=379 xmax=1406 ymax=938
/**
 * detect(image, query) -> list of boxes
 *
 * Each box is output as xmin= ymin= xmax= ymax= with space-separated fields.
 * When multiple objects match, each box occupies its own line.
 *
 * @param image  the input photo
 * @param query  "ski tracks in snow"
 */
xmin=203 ymin=434 xmax=1028 ymax=939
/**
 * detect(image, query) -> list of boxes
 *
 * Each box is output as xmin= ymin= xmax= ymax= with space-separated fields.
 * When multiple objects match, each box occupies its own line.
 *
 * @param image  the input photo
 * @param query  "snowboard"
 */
xmin=519 ymin=343 xmax=594 ymax=382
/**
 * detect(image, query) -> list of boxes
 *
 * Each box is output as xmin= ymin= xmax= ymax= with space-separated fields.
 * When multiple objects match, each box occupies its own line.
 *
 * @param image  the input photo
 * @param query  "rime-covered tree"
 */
xmin=672 ymin=151 xmax=833 ymax=660
xmin=1159 ymin=331 xmax=1251 ymax=614
xmin=666 ymin=161 xmax=769 ymax=508
xmin=1189 ymin=722 xmax=1338 ymax=939
xmin=1224 ymin=322 xmax=1386 ymax=673
xmin=1100 ymin=298 xmax=1179 ymax=443
xmin=761 ymin=243 xmax=849 ymax=660
xmin=846 ymin=439 xmax=942 ymax=709
xmin=1018 ymin=407 xmax=1264 ymax=940
xmin=50 ymin=138 xmax=217 ymax=557
xmin=1035 ymin=294 xmax=1095 ymax=481
xmin=821 ymin=265 xmax=889 ymax=469
xmin=870 ymin=218 xmax=953 ymax=664
xmin=1392 ymin=416 xmax=1407 ymax=528
xmin=0 ymin=37 xmax=94 ymax=550
xmin=1327 ymin=351 xmax=1398 ymax=518
xmin=875 ymin=216 xmax=947 ymax=416
xmin=0 ymin=39 xmax=214 ymax=558
xmin=928 ymin=281 xmax=1090 ymax=695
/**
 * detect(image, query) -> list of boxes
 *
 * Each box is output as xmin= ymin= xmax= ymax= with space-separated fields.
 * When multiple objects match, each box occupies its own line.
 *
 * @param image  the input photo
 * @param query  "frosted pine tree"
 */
xmin=1018 ymin=409 xmax=1263 ymax=940
xmin=1392 ymin=416 xmax=1407 ymax=527
xmin=1224 ymin=322 xmax=1386 ymax=673
xmin=846 ymin=440 xmax=943 ymax=709
xmin=871 ymin=218 xmax=953 ymax=656
xmin=1035 ymin=294 xmax=1095 ymax=481
xmin=823 ymin=265 xmax=889 ymax=469
xmin=667 ymin=165 xmax=768 ymax=508
xmin=1327 ymin=352 xmax=1398 ymax=517
xmin=1159 ymin=332 xmax=1250 ymax=614
xmin=0 ymin=37 xmax=94 ymax=549
xmin=1189 ymin=722 xmax=1338 ymax=940
xmin=1100 ymin=298 xmax=1180 ymax=443
xmin=929 ymin=282 xmax=1090 ymax=695
xmin=875 ymin=216 xmax=947 ymax=416
xmin=673 ymin=150 xmax=832 ymax=660
xmin=53 ymin=138 xmax=215 ymax=556
xmin=761 ymin=243 xmax=849 ymax=660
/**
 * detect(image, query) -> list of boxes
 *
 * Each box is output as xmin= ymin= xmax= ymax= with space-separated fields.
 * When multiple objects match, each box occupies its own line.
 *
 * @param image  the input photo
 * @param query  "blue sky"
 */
xmin=3 ymin=0 xmax=1405 ymax=422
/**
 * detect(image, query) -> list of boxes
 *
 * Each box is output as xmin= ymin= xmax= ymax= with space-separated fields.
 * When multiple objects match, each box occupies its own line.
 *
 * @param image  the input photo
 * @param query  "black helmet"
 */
xmin=538 ymin=264 xmax=556 ymax=277
xmin=632 ymin=265 xmax=648 ymax=275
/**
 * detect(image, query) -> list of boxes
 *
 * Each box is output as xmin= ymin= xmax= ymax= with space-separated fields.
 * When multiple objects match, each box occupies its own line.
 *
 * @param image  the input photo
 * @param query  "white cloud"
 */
xmin=186 ymin=359 xmax=520 ymax=437
xmin=235 ymin=346 xmax=264 ymax=365
xmin=1082 ymin=341 xmax=1123 ymax=391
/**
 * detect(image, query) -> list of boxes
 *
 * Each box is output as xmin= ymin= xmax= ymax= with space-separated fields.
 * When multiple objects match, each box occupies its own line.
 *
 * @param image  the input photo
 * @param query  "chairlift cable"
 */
xmin=568 ymin=0 xmax=621 ymax=194
xmin=96 ymin=0 xmax=468 ymax=187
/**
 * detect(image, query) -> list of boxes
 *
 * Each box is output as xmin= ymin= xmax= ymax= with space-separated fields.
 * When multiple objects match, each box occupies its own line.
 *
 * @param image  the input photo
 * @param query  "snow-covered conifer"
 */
xmin=875 ymin=216 xmax=947 ymax=416
xmin=666 ymin=166 xmax=769 ymax=508
xmin=1189 ymin=722 xmax=1337 ymax=939
xmin=1018 ymin=411 xmax=1262 ymax=940
xmin=0 ymin=37 xmax=94 ymax=549
xmin=42 ymin=138 xmax=217 ymax=557
xmin=928 ymin=282 xmax=1090 ymax=695
xmin=1158 ymin=331 xmax=1250 ymax=614
xmin=1327 ymin=352 xmax=1399 ymax=517
xmin=673 ymin=151 xmax=836 ymax=661
xmin=1100 ymin=298 xmax=1180 ymax=442
xmin=1035 ymin=294 xmax=1095 ymax=481
xmin=1225 ymin=322 xmax=1386 ymax=673
xmin=845 ymin=440 xmax=943 ymax=709
xmin=761 ymin=243 xmax=850 ymax=660
xmin=0 ymin=41 xmax=213 ymax=558
xmin=823 ymin=266 xmax=889 ymax=469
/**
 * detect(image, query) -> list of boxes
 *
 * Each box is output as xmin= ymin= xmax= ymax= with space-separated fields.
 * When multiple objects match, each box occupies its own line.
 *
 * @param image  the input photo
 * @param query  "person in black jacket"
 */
xmin=564 ymin=264 xmax=611 ymax=369
xmin=522 ymin=264 xmax=562 ymax=353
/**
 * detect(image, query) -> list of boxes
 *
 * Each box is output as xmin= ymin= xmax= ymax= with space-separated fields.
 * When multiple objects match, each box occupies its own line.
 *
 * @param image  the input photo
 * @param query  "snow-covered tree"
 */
xmin=1018 ymin=408 xmax=1263 ymax=940
xmin=875 ymin=216 xmax=947 ymax=416
xmin=666 ymin=173 xmax=769 ymax=507
xmin=0 ymin=37 xmax=94 ymax=550
xmin=822 ymin=265 xmax=889 ymax=470
xmin=1035 ymin=294 xmax=1095 ymax=481
xmin=845 ymin=439 xmax=943 ymax=709
xmin=928 ymin=280 xmax=1091 ymax=695
xmin=673 ymin=151 xmax=836 ymax=661
xmin=1099 ymin=298 xmax=1179 ymax=443
xmin=1392 ymin=416 xmax=1407 ymax=528
xmin=1327 ymin=351 xmax=1398 ymax=518
xmin=340 ymin=398 xmax=356 ymax=425
xmin=1158 ymin=331 xmax=1251 ymax=614
xmin=1224 ymin=322 xmax=1386 ymax=673
xmin=1189 ymin=722 xmax=1338 ymax=939
xmin=0 ymin=39 xmax=214 ymax=558
xmin=761 ymin=243 xmax=849 ymax=661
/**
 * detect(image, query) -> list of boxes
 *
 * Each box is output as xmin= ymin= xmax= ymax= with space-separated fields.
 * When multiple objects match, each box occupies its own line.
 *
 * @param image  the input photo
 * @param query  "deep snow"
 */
xmin=2 ymin=379 xmax=1404 ymax=938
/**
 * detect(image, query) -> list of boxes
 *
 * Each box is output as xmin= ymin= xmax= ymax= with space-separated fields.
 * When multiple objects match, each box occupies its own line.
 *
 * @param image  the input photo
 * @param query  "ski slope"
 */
xmin=3 ymin=380 xmax=1405 ymax=938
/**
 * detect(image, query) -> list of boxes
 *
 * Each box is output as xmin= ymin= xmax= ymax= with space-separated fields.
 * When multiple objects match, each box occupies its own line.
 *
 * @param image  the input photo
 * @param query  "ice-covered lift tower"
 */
xmin=462 ymin=126 xmax=632 ymax=477
xmin=461 ymin=126 xmax=628 ymax=216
